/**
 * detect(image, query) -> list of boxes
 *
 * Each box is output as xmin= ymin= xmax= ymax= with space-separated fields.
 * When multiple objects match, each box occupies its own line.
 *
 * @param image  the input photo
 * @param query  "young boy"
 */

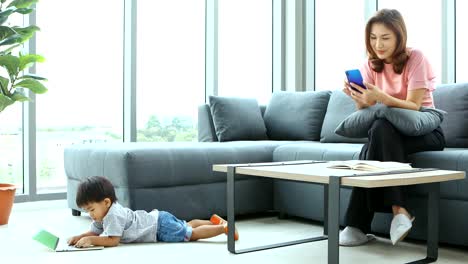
xmin=68 ymin=176 xmax=238 ymax=248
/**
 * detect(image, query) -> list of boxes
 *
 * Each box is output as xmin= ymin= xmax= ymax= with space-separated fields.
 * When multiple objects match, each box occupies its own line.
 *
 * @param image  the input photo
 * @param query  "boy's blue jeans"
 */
xmin=157 ymin=211 xmax=193 ymax=242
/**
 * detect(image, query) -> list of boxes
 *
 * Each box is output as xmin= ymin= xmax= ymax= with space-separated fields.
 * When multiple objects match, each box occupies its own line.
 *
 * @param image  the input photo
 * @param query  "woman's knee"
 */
xmin=369 ymin=118 xmax=397 ymax=137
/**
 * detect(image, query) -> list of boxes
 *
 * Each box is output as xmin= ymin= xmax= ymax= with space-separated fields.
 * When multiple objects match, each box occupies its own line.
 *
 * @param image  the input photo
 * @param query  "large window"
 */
xmin=0 ymin=105 xmax=22 ymax=192
xmin=315 ymin=0 xmax=366 ymax=91
xmin=136 ymin=0 xmax=204 ymax=142
xmin=456 ymin=0 xmax=467 ymax=82
xmin=218 ymin=0 xmax=272 ymax=104
xmin=378 ymin=0 xmax=442 ymax=82
xmin=35 ymin=0 xmax=124 ymax=193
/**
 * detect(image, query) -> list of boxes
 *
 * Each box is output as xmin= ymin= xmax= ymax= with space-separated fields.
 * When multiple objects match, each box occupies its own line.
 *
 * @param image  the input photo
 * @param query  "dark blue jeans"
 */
xmin=344 ymin=119 xmax=445 ymax=233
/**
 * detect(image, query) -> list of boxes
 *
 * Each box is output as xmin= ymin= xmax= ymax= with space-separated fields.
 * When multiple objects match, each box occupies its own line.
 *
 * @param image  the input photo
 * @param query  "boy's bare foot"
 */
xmin=210 ymin=214 xmax=239 ymax=241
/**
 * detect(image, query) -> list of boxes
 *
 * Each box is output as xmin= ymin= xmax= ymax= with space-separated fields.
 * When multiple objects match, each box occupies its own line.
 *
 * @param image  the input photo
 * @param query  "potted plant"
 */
xmin=0 ymin=0 xmax=47 ymax=225
xmin=0 ymin=183 xmax=16 ymax=225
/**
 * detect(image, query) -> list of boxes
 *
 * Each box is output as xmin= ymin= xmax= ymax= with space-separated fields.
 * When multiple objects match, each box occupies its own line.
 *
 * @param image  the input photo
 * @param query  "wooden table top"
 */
xmin=213 ymin=160 xmax=466 ymax=188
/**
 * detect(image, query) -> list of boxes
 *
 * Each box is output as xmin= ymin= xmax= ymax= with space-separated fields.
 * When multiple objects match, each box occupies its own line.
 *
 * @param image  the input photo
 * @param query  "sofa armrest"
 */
xmin=198 ymin=104 xmax=218 ymax=142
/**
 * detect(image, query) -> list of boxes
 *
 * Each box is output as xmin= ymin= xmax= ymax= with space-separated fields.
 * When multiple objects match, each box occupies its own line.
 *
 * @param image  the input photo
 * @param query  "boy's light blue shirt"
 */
xmin=90 ymin=202 xmax=159 ymax=243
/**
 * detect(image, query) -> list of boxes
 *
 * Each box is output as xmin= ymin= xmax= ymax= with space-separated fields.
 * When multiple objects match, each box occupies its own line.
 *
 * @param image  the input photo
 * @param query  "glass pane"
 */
xmin=218 ymin=0 xmax=272 ymax=104
xmin=136 ymin=0 xmax=205 ymax=142
xmin=378 ymin=0 xmax=442 ymax=82
xmin=456 ymin=0 xmax=468 ymax=82
xmin=35 ymin=0 xmax=124 ymax=193
xmin=315 ymin=0 xmax=366 ymax=91
xmin=0 ymin=105 xmax=23 ymax=193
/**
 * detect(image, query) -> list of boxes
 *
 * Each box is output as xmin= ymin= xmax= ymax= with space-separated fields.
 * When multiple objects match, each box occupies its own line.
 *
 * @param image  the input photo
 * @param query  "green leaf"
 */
xmin=12 ymin=25 xmax=39 ymax=41
xmin=0 ymin=54 xmax=19 ymax=78
xmin=7 ymin=0 xmax=38 ymax=9
xmin=0 ymin=75 xmax=10 ymax=95
xmin=0 ymin=25 xmax=17 ymax=42
xmin=10 ymin=88 xmax=29 ymax=101
xmin=14 ymin=8 xmax=33 ymax=14
xmin=0 ymin=93 xmax=15 ymax=112
xmin=18 ymin=74 xmax=47 ymax=81
xmin=19 ymin=53 xmax=44 ymax=71
xmin=14 ymin=78 xmax=47 ymax=94
xmin=0 ymin=33 xmax=23 ymax=46
xmin=0 ymin=8 xmax=15 ymax=25
xmin=0 ymin=25 xmax=39 ymax=46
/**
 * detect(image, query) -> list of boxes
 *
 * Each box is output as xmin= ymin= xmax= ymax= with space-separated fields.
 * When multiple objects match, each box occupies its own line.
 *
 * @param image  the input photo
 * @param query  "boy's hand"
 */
xmin=67 ymin=235 xmax=81 ymax=246
xmin=75 ymin=237 xmax=93 ymax=248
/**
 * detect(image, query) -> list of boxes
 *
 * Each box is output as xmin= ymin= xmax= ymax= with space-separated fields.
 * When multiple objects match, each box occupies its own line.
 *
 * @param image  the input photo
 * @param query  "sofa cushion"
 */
xmin=382 ymin=107 xmax=446 ymax=136
xmin=263 ymin=91 xmax=331 ymax=140
xmin=209 ymin=96 xmax=268 ymax=142
xmin=335 ymin=104 xmax=445 ymax=138
xmin=433 ymin=83 xmax=468 ymax=147
xmin=333 ymin=103 xmax=382 ymax=138
xmin=273 ymin=141 xmax=363 ymax=162
xmin=320 ymin=91 xmax=368 ymax=143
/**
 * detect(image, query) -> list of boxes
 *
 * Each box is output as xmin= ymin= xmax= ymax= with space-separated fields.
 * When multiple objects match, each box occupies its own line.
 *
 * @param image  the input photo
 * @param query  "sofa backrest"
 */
xmin=198 ymin=83 xmax=468 ymax=146
xmin=433 ymin=82 xmax=468 ymax=148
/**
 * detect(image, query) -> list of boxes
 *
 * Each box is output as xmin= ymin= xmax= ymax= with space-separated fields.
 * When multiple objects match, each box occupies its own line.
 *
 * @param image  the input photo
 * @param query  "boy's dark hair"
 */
xmin=76 ymin=176 xmax=117 ymax=207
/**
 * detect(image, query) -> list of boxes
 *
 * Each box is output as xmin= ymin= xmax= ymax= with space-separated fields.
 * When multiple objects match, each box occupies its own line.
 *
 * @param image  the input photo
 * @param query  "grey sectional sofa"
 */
xmin=64 ymin=82 xmax=468 ymax=247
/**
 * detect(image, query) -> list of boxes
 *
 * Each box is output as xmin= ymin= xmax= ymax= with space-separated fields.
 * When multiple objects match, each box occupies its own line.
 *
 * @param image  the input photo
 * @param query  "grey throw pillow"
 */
xmin=334 ymin=104 xmax=383 ymax=138
xmin=320 ymin=91 xmax=368 ymax=143
xmin=433 ymin=83 xmax=468 ymax=147
xmin=263 ymin=91 xmax=331 ymax=140
xmin=335 ymin=104 xmax=445 ymax=138
xmin=378 ymin=106 xmax=446 ymax=136
xmin=209 ymin=96 xmax=268 ymax=142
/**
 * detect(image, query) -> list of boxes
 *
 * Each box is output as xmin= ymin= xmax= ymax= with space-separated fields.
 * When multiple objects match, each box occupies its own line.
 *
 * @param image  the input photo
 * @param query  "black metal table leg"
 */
xmin=406 ymin=182 xmax=440 ymax=264
xmin=324 ymin=185 xmax=329 ymax=236
xmin=226 ymin=165 xmax=327 ymax=254
xmin=328 ymin=176 xmax=341 ymax=264
xmin=426 ymin=182 xmax=440 ymax=261
xmin=227 ymin=166 xmax=236 ymax=253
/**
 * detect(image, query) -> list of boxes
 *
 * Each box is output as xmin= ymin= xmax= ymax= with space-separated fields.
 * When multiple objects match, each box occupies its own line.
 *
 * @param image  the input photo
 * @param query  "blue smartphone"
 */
xmin=345 ymin=69 xmax=366 ymax=92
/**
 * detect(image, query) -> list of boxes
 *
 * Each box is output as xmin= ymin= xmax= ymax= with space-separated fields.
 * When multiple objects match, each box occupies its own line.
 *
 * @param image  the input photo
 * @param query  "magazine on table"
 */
xmin=327 ymin=160 xmax=412 ymax=171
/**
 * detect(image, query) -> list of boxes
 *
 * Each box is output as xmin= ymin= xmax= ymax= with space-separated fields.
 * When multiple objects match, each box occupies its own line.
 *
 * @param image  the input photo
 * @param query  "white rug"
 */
xmin=1 ymin=200 xmax=466 ymax=264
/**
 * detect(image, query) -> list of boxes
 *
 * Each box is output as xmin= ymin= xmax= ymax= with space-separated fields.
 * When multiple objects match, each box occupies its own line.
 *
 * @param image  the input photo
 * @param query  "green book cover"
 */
xmin=33 ymin=229 xmax=59 ymax=250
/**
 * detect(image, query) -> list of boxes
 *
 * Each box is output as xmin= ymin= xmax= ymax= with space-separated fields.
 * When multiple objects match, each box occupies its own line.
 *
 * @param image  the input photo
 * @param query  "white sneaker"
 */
xmin=390 ymin=214 xmax=415 ymax=245
xmin=339 ymin=226 xmax=376 ymax=247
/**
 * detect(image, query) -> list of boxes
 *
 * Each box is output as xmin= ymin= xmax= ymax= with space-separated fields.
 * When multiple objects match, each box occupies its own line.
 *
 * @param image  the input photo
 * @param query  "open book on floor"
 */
xmin=33 ymin=229 xmax=104 ymax=252
xmin=327 ymin=160 xmax=412 ymax=171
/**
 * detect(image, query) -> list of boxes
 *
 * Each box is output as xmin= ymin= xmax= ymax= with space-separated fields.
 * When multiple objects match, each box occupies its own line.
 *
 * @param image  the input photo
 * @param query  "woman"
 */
xmin=340 ymin=9 xmax=445 ymax=246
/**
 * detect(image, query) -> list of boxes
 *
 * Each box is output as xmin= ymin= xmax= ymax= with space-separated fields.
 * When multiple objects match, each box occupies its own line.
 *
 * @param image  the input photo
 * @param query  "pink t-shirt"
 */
xmin=361 ymin=48 xmax=436 ymax=107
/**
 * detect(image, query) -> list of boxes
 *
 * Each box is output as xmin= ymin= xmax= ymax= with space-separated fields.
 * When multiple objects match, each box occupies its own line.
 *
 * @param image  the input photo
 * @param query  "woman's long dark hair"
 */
xmin=365 ymin=9 xmax=408 ymax=74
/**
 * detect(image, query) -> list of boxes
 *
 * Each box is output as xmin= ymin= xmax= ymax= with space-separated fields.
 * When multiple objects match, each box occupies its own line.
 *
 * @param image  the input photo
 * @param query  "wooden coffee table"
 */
xmin=213 ymin=160 xmax=465 ymax=264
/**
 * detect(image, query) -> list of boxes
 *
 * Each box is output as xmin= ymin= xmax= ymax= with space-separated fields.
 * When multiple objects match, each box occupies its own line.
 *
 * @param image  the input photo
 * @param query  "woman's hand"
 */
xmin=342 ymin=80 xmax=352 ymax=96
xmin=343 ymin=80 xmax=370 ymax=109
xmin=348 ymin=82 xmax=383 ymax=107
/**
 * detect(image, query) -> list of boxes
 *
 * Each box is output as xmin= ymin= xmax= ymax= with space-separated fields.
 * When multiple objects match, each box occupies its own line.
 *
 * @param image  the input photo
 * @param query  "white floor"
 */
xmin=1 ymin=200 xmax=467 ymax=264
